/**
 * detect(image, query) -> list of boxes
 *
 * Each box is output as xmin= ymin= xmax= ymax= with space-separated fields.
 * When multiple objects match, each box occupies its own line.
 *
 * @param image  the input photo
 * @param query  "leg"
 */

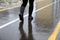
xmin=29 ymin=0 xmax=34 ymax=20
xmin=19 ymin=0 xmax=28 ymax=21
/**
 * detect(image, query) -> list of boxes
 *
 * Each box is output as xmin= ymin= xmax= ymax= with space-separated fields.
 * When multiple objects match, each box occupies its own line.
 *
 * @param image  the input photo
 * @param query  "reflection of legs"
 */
xmin=19 ymin=0 xmax=28 ymax=21
xmin=29 ymin=0 xmax=34 ymax=20
xmin=28 ymin=20 xmax=33 ymax=40
xmin=19 ymin=22 xmax=27 ymax=40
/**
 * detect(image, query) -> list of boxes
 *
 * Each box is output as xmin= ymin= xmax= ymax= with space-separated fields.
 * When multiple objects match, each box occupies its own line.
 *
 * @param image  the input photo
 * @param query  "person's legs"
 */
xmin=29 ymin=0 xmax=34 ymax=20
xmin=19 ymin=0 xmax=28 ymax=21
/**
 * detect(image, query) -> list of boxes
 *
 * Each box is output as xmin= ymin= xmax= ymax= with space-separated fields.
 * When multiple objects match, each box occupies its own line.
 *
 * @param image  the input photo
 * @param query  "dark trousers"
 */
xmin=20 ymin=0 xmax=34 ymax=17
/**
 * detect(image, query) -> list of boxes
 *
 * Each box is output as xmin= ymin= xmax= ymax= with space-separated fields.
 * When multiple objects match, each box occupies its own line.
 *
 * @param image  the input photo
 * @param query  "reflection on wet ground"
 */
xmin=19 ymin=22 xmax=27 ymax=40
xmin=0 ymin=16 xmax=54 ymax=40
xmin=19 ymin=20 xmax=34 ymax=40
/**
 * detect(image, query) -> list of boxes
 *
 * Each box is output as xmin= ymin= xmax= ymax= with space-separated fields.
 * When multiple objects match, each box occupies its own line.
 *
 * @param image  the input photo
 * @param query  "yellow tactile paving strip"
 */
xmin=36 ymin=6 xmax=52 ymax=27
xmin=37 ymin=0 xmax=52 ymax=10
xmin=0 ymin=5 xmax=20 ymax=12
xmin=48 ymin=21 xmax=60 ymax=40
xmin=0 ymin=1 xmax=21 ymax=12
xmin=36 ymin=0 xmax=52 ymax=27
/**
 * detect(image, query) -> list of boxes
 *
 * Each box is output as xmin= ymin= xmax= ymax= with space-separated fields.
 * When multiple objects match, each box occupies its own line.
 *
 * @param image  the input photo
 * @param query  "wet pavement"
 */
xmin=0 ymin=0 xmax=60 ymax=40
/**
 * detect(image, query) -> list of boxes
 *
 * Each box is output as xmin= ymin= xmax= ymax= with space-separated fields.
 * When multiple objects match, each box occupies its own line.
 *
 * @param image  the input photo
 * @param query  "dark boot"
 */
xmin=19 ymin=14 xmax=23 ymax=22
xmin=28 ymin=16 xmax=33 ymax=20
xmin=19 ymin=6 xmax=25 ymax=22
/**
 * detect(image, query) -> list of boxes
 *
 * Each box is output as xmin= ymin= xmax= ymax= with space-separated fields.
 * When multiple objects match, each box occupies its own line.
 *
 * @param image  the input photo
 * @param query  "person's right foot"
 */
xmin=19 ymin=14 xmax=23 ymax=22
xmin=28 ymin=16 xmax=33 ymax=20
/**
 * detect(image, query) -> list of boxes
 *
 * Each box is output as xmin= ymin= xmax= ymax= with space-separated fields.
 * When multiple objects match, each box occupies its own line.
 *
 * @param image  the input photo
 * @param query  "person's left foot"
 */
xmin=19 ymin=14 xmax=23 ymax=22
